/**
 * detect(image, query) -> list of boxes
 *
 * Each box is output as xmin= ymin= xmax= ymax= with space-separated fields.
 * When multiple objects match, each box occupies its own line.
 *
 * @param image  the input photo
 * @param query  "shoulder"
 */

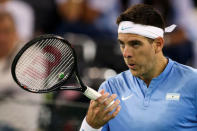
xmin=172 ymin=62 xmax=197 ymax=109
xmin=171 ymin=61 xmax=197 ymax=89
xmin=99 ymin=70 xmax=132 ymax=93
xmin=172 ymin=61 xmax=197 ymax=78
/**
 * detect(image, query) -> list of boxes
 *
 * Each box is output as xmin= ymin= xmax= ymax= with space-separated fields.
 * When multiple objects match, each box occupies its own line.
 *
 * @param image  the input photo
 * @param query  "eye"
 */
xmin=129 ymin=40 xmax=141 ymax=48
xmin=118 ymin=40 xmax=125 ymax=48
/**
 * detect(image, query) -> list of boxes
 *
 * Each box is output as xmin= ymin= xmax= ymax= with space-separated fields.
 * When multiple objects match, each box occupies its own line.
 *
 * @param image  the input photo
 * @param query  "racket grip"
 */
xmin=83 ymin=87 xmax=114 ymax=108
xmin=83 ymin=87 xmax=101 ymax=100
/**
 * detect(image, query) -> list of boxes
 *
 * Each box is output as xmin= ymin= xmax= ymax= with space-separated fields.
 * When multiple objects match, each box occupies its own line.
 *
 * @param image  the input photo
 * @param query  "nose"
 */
xmin=122 ymin=45 xmax=132 ymax=58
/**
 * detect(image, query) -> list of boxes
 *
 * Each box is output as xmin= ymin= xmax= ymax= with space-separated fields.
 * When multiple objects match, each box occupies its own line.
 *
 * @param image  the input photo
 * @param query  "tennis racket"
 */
xmin=11 ymin=34 xmax=110 ymax=102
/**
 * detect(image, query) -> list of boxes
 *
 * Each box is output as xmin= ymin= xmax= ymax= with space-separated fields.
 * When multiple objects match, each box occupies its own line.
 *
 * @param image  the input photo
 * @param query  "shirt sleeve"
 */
xmin=195 ymin=86 xmax=197 ymax=110
xmin=79 ymin=117 xmax=102 ymax=131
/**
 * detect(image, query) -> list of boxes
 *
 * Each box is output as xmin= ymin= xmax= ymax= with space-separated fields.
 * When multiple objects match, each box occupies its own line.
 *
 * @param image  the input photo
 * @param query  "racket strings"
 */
xmin=20 ymin=41 xmax=72 ymax=88
xmin=16 ymin=39 xmax=46 ymax=68
xmin=39 ymin=39 xmax=74 ymax=89
xmin=16 ymin=39 xmax=50 ymax=89
xmin=42 ymin=40 xmax=74 ymax=89
xmin=15 ymin=38 xmax=75 ymax=91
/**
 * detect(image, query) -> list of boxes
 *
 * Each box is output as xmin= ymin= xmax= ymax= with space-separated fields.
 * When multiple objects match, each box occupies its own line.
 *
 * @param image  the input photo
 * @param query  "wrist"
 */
xmin=80 ymin=117 xmax=102 ymax=131
xmin=86 ymin=116 xmax=101 ymax=129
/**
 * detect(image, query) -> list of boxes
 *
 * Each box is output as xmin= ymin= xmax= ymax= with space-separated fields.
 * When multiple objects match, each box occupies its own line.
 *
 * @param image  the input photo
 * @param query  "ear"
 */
xmin=153 ymin=37 xmax=164 ymax=54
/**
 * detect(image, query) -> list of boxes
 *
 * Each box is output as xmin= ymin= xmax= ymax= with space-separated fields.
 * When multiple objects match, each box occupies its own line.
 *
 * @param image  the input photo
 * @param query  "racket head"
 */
xmin=11 ymin=34 xmax=79 ymax=93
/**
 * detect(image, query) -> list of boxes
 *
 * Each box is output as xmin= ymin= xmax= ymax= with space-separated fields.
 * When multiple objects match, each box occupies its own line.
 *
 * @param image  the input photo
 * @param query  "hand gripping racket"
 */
xmin=11 ymin=34 xmax=113 ymax=103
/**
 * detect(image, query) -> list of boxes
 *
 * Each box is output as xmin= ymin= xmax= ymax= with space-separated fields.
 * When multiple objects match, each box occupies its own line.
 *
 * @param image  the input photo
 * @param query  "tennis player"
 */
xmin=80 ymin=4 xmax=197 ymax=131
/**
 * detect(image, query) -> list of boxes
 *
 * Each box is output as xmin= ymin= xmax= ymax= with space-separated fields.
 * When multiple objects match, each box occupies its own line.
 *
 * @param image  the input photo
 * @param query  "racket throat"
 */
xmin=74 ymin=72 xmax=87 ymax=92
xmin=60 ymin=86 xmax=83 ymax=91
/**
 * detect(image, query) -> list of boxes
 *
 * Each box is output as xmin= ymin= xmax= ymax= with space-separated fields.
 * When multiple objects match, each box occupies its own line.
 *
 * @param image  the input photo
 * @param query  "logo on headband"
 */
xmin=121 ymin=26 xmax=133 ymax=31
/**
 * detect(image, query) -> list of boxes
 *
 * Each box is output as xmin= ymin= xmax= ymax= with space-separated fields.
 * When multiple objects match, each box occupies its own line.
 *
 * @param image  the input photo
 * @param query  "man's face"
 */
xmin=118 ymin=33 xmax=156 ymax=78
xmin=0 ymin=16 xmax=17 ymax=58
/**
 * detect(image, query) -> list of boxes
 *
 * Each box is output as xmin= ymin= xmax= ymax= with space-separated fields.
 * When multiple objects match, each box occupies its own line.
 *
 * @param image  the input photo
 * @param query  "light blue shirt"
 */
xmin=99 ymin=59 xmax=197 ymax=131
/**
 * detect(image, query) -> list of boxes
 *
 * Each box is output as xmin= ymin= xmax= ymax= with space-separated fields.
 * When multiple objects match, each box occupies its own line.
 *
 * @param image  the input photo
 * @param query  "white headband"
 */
xmin=118 ymin=21 xmax=176 ymax=39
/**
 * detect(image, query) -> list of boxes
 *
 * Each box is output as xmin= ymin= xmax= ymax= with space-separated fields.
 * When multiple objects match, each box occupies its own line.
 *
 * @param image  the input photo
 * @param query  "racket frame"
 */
xmin=11 ymin=34 xmax=87 ymax=93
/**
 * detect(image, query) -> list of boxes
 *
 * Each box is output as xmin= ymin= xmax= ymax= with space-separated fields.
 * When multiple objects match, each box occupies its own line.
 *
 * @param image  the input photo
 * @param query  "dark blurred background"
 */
xmin=0 ymin=0 xmax=197 ymax=131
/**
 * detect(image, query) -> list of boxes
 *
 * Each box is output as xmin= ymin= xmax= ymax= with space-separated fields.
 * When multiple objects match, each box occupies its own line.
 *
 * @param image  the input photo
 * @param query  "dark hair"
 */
xmin=116 ymin=4 xmax=165 ymax=30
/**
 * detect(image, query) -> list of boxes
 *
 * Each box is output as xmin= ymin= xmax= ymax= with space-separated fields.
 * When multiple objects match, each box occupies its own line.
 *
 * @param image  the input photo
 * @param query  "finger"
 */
xmin=91 ymin=92 xmax=109 ymax=108
xmin=96 ymin=92 xmax=110 ymax=104
xmin=111 ymin=105 xmax=121 ymax=119
xmin=99 ymin=89 xmax=105 ymax=95
xmin=102 ymin=94 xmax=117 ymax=108
xmin=90 ymin=100 xmax=99 ymax=109
xmin=104 ymin=105 xmax=121 ymax=121
xmin=103 ymin=99 xmax=120 ymax=115
xmin=90 ymin=89 xmax=105 ymax=106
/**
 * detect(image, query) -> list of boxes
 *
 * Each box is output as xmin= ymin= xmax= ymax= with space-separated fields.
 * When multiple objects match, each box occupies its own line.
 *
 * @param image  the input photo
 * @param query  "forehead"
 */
xmin=118 ymin=33 xmax=148 ymax=42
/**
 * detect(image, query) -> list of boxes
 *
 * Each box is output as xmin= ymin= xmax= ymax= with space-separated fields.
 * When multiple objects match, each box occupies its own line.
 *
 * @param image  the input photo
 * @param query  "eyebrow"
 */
xmin=117 ymin=39 xmax=124 ymax=44
xmin=117 ymin=39 xmax=142 ymax=44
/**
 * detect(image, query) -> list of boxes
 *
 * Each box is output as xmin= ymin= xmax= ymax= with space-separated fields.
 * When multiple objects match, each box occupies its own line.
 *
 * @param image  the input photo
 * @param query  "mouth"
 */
xmin=128 ymin=64 xmax=136 ymax=69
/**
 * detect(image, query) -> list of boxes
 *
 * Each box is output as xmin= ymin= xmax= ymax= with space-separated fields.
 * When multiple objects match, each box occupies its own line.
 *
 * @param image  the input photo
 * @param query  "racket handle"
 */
xmin=84 ymin=87 xmax=101 ymax=100
xmin=83 ymin=87 xmax=114 ymax=108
